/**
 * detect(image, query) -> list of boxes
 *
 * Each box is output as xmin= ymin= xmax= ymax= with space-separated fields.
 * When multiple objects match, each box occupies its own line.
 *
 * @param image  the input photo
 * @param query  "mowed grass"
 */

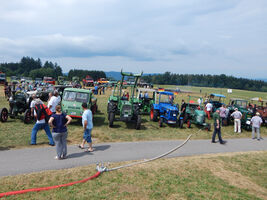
xmin=0 ymin=151 xmax=266 ymax=200
xmin=0 ymin=85 xmax=267 ymax=149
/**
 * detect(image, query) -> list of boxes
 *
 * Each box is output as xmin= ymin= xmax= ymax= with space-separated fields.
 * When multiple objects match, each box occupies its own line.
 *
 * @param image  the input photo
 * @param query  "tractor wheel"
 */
xmin=159 ymin=117 xmax=163 ymax=127
xmin=187 ymin=120 xmax=191 ymax=128
xmin=206 ymin=123 xmax=211 ymax=131
xmin=179 ymin=119 xmax=184 ymax=129
xmin=23 ymin=109 xmax=32 ymax=124
xmin=136 ymin=115 xmax=141 ymax=130
xmin=150 ymin=108 xmax=158 ymax=122
xmin=109 ymin=112 xmax=115 ymax=127
xmin=0 ymin=108 xmax=8 ymax=122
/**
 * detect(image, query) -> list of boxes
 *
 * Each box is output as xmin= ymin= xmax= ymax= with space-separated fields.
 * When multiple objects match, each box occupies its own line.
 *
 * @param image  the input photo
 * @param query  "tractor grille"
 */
xmin=122 ymin=105 xmax=132 ymax=116
xmin=170 ymin=111 xmax=178 ymax=117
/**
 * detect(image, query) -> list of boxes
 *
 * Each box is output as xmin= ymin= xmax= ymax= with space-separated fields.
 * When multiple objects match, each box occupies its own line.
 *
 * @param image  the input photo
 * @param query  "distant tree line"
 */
xmin=0 ymin=57 xmax=62 ymax=79
xmin=68 ymin=69 xmax=106 ymax=81
xmin=142 ymin=72 xmax=267 ymax=92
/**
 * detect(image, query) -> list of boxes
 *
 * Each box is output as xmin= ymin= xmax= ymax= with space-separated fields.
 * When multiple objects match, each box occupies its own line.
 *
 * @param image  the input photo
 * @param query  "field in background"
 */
xmin=0 ymin=151 xmax=266 ymax=199
xmin=0 ymin=85 xmax=267 ymax=150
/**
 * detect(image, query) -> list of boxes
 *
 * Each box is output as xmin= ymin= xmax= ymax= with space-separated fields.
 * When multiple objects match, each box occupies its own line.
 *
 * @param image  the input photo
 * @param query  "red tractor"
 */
xmin=43 ymin=76 xmax=55 ymax=85
xmin=83 ymin=75 xmax=94 ymax=87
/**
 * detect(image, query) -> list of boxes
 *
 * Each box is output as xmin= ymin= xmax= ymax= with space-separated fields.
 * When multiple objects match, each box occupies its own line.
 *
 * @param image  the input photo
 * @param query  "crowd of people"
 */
xmin=180 ymin=99 xmax=264 ymax=144
xmin=29 ymin=90 xmax=94 ymax=160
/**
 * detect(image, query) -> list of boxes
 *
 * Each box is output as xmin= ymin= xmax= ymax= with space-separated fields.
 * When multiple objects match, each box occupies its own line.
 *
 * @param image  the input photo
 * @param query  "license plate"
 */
xmin=71 ymin=112 xmax=76 ymax=115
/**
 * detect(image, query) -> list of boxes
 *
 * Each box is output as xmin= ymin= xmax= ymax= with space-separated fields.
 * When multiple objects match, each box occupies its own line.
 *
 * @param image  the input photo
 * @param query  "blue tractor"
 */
xmin=150 ymin=91 xmax=180 ymax=127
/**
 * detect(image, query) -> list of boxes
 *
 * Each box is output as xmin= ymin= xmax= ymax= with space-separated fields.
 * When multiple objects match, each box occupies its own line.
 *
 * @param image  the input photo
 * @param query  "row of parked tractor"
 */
xmin=107 ymin=72 xmax=267 ymax=130
xmin=1 ymin=71 xmax=266 ymax=132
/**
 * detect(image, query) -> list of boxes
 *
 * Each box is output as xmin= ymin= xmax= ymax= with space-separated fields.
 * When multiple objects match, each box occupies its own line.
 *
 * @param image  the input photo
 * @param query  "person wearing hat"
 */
xmin=251 ymin=112 xmax=263 ymax=141
xmin=230 ymin=108 xmax=242 ymax=133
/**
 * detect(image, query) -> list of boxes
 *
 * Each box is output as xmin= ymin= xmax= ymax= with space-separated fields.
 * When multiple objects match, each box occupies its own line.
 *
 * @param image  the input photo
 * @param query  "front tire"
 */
xmin=159 ymin=117 xmax=163 ymax=127
xmin=109 ymin=112 xmax=115 ymax=127
xmin=150 ymin=108 xmax=158 ymax=122
xmin=179 ymin=119 xmax=184 ymax=128
xmin=136 ymin=115 xmax=141 ymax=130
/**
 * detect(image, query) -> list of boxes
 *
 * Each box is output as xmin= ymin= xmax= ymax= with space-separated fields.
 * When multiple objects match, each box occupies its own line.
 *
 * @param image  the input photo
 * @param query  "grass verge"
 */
xmin=0 ymin=151 xmax=266 ymax=200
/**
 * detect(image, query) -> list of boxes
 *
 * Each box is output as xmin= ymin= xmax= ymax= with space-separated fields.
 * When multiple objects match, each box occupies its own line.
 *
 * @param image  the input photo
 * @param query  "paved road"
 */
xmin=0 ymin=137 xmax=266 ymax=177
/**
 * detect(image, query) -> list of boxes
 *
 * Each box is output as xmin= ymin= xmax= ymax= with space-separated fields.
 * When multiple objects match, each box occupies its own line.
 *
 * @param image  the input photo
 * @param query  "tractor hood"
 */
xmin=160 ymin=103 xmax=178 ymax=111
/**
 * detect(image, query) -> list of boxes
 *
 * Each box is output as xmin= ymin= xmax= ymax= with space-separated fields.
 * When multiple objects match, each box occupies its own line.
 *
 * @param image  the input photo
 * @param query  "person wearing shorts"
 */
xmin=79 ymin=102 xmax=94 ymax=152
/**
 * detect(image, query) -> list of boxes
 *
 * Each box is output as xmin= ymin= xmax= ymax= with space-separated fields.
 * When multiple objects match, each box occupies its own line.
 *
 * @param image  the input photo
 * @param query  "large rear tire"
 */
xmin=136 ymin=115 xmax=141 ymax=130
xmin=0 ymin=108 xmax=8 ymax=122
xmin=109 ymin=112 xmax=115 ymax=127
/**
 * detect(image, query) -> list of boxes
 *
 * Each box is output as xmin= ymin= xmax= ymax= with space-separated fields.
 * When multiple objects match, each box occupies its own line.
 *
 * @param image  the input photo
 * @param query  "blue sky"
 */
xmin=0 ymin=0 xmax=266 ymax=78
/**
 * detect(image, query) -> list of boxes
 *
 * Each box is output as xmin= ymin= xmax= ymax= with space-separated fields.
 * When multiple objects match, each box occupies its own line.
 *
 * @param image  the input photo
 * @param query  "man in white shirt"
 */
xmin=48 ymin=91 xmax=60 ymax=113
xmin=251 ymin=112 xmax=263 ymax=141
xmin=205 ymin=102 xmax=213 ymax=120
xmin=30 ymin=94 xmax=43 ymax=117
xmin=231 ymin=108 xmax=242 ymax=133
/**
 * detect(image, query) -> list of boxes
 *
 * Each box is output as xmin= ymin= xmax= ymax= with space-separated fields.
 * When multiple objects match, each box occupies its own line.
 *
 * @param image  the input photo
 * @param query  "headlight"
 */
xmin=9 ymin=97 xmax=13 ymax=102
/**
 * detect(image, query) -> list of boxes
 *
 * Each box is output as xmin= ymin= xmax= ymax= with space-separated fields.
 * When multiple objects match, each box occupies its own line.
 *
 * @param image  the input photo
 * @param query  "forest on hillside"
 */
xmin=142 ymin=72 xmax=267 ymax=92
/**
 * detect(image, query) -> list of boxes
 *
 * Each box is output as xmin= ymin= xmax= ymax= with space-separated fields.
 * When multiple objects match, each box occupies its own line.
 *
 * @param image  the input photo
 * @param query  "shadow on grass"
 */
xmin=70 ymin=119 xmax=82 ymax=126
xmin=0 ymin=146 xmax=15 ymax=151
xmin=109 ymin=124 xmax=121 ymax=128
xmin=93 ymin=116 xmax=107 ymax=127
xmin=125 ymin=122 xmax=148 ymax=130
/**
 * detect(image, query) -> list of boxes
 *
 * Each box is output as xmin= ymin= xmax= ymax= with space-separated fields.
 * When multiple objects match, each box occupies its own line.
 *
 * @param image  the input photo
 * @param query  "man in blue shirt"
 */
xmin=79 ymin=102 xmax=94 ymax=152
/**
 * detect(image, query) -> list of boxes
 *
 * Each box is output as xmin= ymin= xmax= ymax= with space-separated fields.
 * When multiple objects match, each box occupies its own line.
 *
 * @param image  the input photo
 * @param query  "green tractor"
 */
xmin=227 ymin=98 xmax=253 ymax=130
xmin=57 ymin=76 xmax=65 ymax=85
xmin=72 ymin=76 xmax=81 ymax=88
xmin=184 ymin=96 xmax=211 ymax=130
xmin=0 ymin=90 xmax=32 ymax=124
xmin=137 ymin=88 xmax=156 ymax=114
xmin=107 ymin=71 xmax=143 ymax=129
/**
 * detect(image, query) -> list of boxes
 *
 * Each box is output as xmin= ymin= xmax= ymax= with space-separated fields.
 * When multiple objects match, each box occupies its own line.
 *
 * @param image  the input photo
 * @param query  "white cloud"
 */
xmin=0 ymin=0 xmax=266 ymax=78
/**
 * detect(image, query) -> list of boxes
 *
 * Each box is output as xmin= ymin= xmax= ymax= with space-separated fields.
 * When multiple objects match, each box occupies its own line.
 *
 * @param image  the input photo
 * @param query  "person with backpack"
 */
xmin=49 ymin=105 xmax=72 ymax=160
xmin=30 ymin=99 xmax=55 ymax=146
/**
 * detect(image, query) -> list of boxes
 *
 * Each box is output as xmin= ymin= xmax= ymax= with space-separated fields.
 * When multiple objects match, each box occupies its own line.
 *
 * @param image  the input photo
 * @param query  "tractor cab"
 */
xmin=209 ymin=93 xmax=226 ymax=112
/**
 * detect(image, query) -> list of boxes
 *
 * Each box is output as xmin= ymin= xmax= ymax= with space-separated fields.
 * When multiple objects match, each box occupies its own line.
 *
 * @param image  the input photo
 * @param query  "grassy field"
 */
xmin=0 ymin=151 xmax=266 ymax=199
xmin=0 ymin=85 xmax=267 ymax=149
